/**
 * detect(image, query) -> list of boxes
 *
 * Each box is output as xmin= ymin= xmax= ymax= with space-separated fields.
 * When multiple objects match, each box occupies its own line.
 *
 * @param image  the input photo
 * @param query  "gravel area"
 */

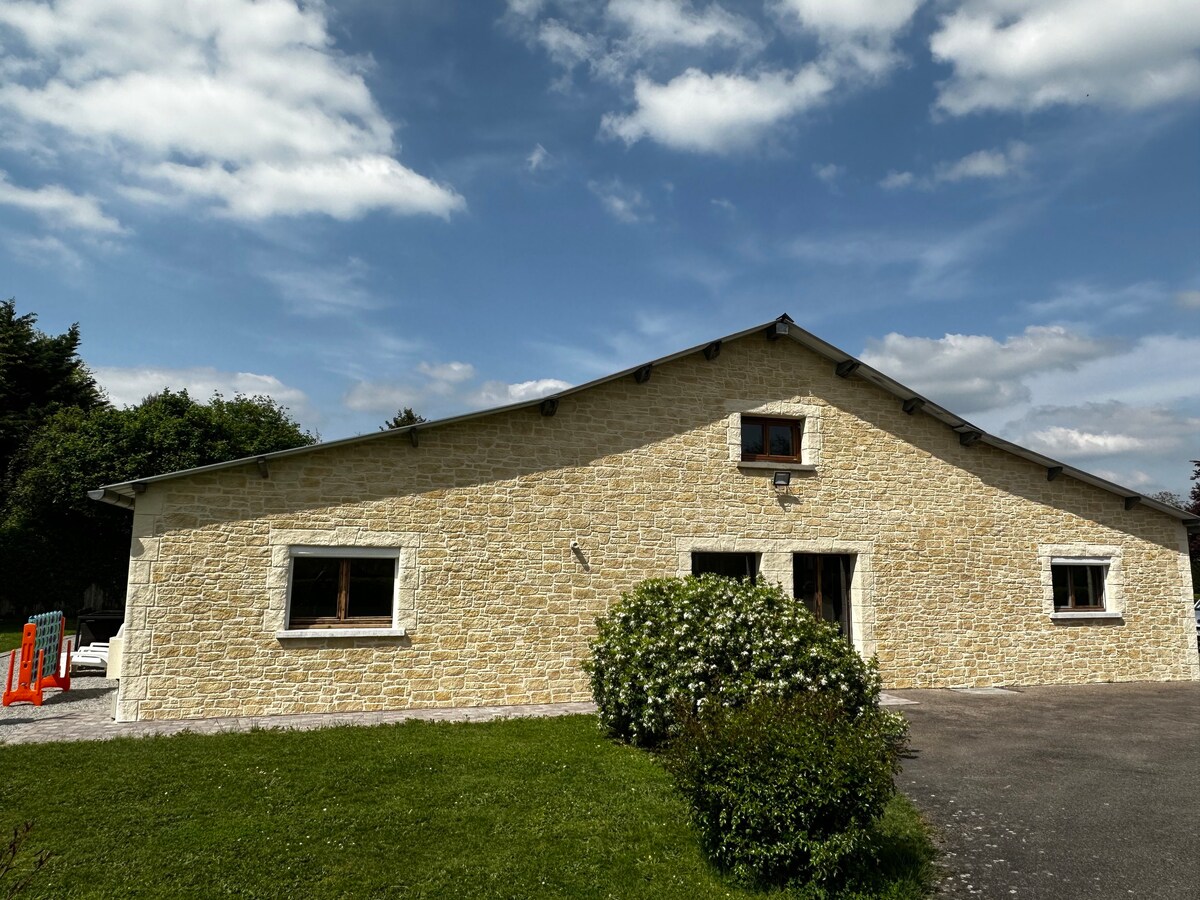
xmin=1 ymin=649 xmax=116 ymax=727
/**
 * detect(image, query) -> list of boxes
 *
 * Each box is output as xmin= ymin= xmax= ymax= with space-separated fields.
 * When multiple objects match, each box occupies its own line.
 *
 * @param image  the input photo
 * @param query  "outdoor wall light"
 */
xmin=773 ymin=471 xmax=792 ymax=489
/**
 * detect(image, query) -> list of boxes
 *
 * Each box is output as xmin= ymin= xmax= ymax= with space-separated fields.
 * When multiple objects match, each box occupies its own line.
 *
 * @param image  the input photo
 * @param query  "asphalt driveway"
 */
xmin=893 ymin=682 xmax=1200 ymax=899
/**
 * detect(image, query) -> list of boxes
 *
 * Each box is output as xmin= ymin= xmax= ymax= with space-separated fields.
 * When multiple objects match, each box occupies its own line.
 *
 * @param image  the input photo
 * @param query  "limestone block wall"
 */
xmin=115 ymin=336 xmax=1199 ymax=721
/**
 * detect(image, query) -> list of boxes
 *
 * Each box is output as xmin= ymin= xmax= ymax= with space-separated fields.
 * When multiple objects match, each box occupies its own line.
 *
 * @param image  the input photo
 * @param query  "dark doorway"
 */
xmin=692 ymin=552 xmax=759 ymax=581
xmin=793 ymin=553 xmax=855 ymax=639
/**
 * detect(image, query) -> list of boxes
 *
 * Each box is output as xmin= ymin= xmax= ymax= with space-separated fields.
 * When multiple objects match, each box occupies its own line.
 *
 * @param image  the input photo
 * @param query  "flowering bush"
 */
xmin=586 ymin=574 xmax=883 ymax=747
xmin=667 ymin=692 xmax=907 ymax=888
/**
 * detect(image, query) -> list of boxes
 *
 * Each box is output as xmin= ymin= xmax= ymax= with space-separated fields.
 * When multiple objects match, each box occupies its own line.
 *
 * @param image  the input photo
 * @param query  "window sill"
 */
xmin=737 ymin=461 xmax=816 ymax=472
xmin=1049 ymin=612 xmax=1123 ymax=622
xmin=276 ymin=628 xmax=407 ymax=640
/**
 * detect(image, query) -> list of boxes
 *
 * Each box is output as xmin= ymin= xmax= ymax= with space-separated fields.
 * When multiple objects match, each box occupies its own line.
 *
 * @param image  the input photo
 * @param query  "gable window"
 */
xmin=741 ymin=416 xmax=803 ymax=463
xmin=287 ymin=549 xmax=397 ymax=629
xmin=692 ymin=552 xmax=759 ymax=581
xmin=1051 ymin=560 xmax=1107 ymax=612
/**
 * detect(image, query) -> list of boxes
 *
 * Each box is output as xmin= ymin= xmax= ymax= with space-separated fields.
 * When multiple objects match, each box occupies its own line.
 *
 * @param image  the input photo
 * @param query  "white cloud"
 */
xmin=879 ymin=170 xmax=915 ymax=190
xmin=0 ymin=0 xmax=463 ymax=221
xmin=147 ymin=156 xmax=463 ymax=221
xmin=526 ymin=143 xmax=551 ymax=172
xmin=931 ymin=0 xmax=1200 ymax=115
xmin=1005 ymin=401 xmax=1200 ymax=459
xmin=416 ymin=362 xmax=476 ymax=384
xmin=472 ymin=378 xmax=571 ymax=406
xmin=881 ymin=142 xmax=1031 ymax=190
xmin=589 ymin=177 xmax=653 ymax=223
xmin=972 ymin=334 xmax=1200 ymax=495
xmin=4 ymin=233 xmax=85 ymax=269
xmin=934 ymin=142 xmax=1029 ymax=182
xmin=1026 ymin=281 xmax=1165 ymax=322
xmin=860 ymin=326 xmax=1115 ymax=414
xmin=606 ymin=0 xmax=759 ymax=51
xmin=812 ymin=162 xmax=843 ymax=184
xmin=261 ymin=258 xmax=379 ymax=318
xmin=95 ymin=365 xmax=313 ymax=417
xmin=0 ymin=172 xmax=123 ymax=232
xmin=1176 ymin=289 xmax=1200 ymax=310
xmin=772 ymin=0 xmax=921 ymax=78
xmin=772 ymin=0 xmax=922 ymax=38
xmin=602 ymin=67 xmax=834 ymax=154
xmin=343 ymin=367 xmax=569 ymax=416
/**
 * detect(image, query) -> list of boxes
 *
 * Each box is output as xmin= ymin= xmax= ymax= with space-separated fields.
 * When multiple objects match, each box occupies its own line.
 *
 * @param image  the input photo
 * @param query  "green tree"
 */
xmin=0 ymin=299 xmax=103 ymax=504
xmin=382 ymin=407 xmax=426 ymax=430
xmin=0 ymin=390 xmax=315 ymax=616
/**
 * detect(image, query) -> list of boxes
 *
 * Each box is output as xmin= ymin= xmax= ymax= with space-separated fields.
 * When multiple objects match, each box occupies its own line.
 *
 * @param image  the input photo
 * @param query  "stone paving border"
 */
xmin=1 ymin=694 xmax=598 ymax=746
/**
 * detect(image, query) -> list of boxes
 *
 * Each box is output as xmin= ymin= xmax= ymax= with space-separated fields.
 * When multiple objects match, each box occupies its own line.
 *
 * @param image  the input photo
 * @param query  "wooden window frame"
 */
xmin=741 ymin=415 xmax=804 ymax=463
xmin=1051 ymin=562 xmax=1107 ymax=612
xmin=287 ymin=550 xmax=397 ymax=630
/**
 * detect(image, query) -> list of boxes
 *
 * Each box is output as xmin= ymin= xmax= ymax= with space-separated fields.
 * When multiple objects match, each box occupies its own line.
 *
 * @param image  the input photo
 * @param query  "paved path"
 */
xmin=1 ymin=682 xmax=597 ymax=744
xmin=893 ymin=682 xmax=1200 ymax=900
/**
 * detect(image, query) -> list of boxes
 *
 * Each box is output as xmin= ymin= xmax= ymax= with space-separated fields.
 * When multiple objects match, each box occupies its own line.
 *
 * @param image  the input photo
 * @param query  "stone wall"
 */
xmin=115 ymin=335 xmax=1200 ymax=721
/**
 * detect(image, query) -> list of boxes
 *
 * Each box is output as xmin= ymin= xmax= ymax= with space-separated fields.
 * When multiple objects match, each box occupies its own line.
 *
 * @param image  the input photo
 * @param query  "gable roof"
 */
xmin=90 ymin=315 xmax=1199 ymax=527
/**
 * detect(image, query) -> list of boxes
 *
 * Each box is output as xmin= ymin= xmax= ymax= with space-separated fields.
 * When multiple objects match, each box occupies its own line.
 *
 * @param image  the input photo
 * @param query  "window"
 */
xmin=741 ymin=416 xmax=803 ymax=462
xmin=1051 ymin=561 xmax=1107 ymax=612
xmin=287 ymin=550 xmax=397 ymax=629
xmin=692 ymin=552 xmax=758 ymax=581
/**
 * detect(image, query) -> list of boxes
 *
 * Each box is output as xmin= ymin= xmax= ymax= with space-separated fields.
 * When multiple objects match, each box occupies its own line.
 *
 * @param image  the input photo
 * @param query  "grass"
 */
xmin=0 ymin=715 xmax=936 ymax=899
xmin=0 ymin=619 xmax=26 ymax=654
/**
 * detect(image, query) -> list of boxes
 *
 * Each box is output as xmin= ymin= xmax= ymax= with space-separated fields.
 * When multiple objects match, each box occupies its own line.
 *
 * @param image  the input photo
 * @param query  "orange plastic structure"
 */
xmin=3 ymin=613 xmax=71 ymax=707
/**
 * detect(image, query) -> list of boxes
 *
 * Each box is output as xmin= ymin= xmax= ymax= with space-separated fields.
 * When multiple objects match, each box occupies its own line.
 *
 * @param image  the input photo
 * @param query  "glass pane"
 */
xmin=291 ymin=557 xmax=339 ymax=620
xmin=347 ymin=558 xmax=395 ymax=619
xmin=1052 ymin=566 xmax=1070 ymax=609
xmin=692 ymin=552 xmax=757 ymax=581
xmin=741 ymin=422 xmax=764 ymax=456
xmin=768 ymin=424 xmax=794 ymax=457
xmin=1070 ymin=567 xmax=1095 ymax=606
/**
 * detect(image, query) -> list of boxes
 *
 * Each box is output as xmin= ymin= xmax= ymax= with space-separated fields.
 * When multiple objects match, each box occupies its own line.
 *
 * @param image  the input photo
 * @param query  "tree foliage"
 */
xmin=0 ymin=299 xmax=103 ymax=504
xmin=382 ymin=407 xmax=426 ymax=430
xmin=0 ymin=390 xmax=315 ymax=616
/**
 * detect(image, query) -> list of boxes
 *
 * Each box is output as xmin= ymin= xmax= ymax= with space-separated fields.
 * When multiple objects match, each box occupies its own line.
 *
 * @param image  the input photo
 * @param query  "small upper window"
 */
xmin=1052 ymin=562 xmax=1107 ymax=612
xmin=692 ymin=552 xmax=759 ymax=582
xmin=741 ymin=416 xmax=803 ymax=463
xmin=288 ymin=552 xmax=396 ymax=629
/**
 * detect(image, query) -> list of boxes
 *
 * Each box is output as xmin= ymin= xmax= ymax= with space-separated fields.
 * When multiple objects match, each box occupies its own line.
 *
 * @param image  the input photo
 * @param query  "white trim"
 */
xmin=1049 ymin=612 xmax=1123 ymax=622
xmin=1050 ymin=557 xmax=1111 ymax=566
xmin=276 ymin=628 xmax=407 ymax=640
xmin=736 ymin=461 xmax=817 ymax=473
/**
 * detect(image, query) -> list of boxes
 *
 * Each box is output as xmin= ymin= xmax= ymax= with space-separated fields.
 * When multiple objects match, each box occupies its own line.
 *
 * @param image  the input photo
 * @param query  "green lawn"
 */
xmin=0 ymin=715 xmax=936 ymax=899
xmin=1 ymin=619 xmax=26 ymax=653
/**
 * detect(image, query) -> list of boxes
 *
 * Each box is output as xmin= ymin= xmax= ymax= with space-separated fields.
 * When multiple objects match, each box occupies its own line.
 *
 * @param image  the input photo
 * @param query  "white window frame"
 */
xmin=269 ymin=528 xmax=418 ymax=640
xmin=1039 ymin=545 xmax=1124 ymax=621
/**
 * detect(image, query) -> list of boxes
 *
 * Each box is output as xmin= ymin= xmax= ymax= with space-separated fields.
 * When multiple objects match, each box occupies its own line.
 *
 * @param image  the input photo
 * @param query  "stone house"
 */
xmin=91 ymin=316 xmax=1200 ymax=722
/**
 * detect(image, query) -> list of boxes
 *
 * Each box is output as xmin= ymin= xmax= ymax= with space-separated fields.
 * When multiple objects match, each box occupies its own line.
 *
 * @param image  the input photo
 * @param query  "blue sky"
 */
xmin=2 ymin=0 xmax=1198 ymax=495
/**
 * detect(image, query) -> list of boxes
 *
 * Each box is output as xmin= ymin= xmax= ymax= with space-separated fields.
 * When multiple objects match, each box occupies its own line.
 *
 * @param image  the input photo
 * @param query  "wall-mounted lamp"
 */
xmin=773 ymin=470 xmax=792 ymax=489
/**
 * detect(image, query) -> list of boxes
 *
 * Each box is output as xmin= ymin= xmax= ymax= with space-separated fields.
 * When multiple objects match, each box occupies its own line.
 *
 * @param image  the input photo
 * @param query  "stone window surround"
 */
xmin=1039 ymin=544 xmax=1124 ymax=622
xmin=726 ymin=399 xmax=821 ymax=471
xmin=270 ymin=527 xmax=419 ymax=640
xmin=675 ymin=536 xmax=875 ymax=657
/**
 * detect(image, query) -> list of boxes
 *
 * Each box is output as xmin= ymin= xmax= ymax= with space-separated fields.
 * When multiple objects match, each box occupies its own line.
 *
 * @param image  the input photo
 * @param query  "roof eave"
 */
xmin=89 ymin=315 xmax=1197 ymax=524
